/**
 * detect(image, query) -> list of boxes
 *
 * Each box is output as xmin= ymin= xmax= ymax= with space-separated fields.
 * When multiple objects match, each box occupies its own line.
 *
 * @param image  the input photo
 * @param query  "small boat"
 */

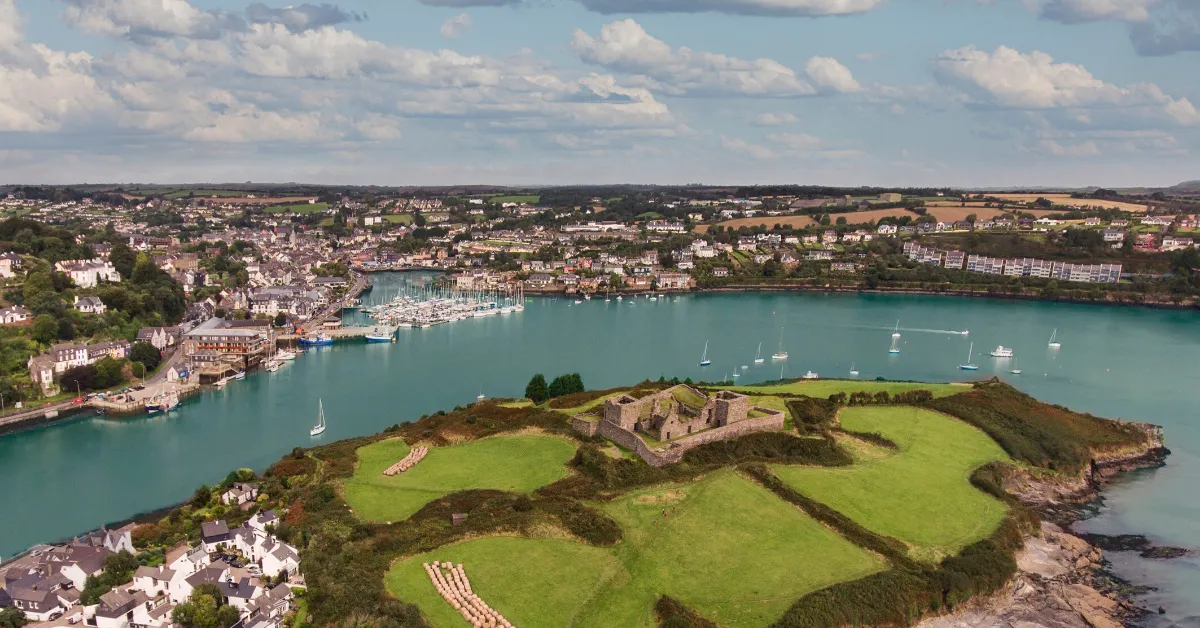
xmin=889 ymin=320 xmax=901 ymax=354
xmin=476 ymin=391 xmax=486 ymax=401
xmin=574 ymin=299 xmax=582 ymax=305
xmin=959 ymin=342 xmax=979 ymax=370
xmin=741 ymin=365 xmax=748 ymax=370
xmin=772 ymin=328 xmax=788 ymax=360
xmin=990 ymin=346 xmax=1014 ymax=358
xmin=215 ymin=377 xmax=229 ymax=388
xmin=310 ymin=399 xmax=327 ymax=436
xmin=732 ymin=371 xmax=740 ymax=379
xmin=299 ymin=333 xmax=334 ymax=347
xmin=754 ymin=343 xmax=764 ymax=364
xmin=849 ymin=362 xmax=859 ymax=377
xmin=616 ymin=295 xmax=623 ymax=301
xmin=232 ymin=371 xmax=246 ymax=380
xmin=700 ymin=341 xmax=712 ymax=366
xmin=275 ymin=350 xmax=296 ymax=361
xmin=803 ymin=371 xmax=819 ymax=379
xmin=1048 ymin=329 xmax=1061 ymax=349
xmin=266 ymin=362 xmax=280 ymax=372
xmin=145 ymin=392 xmax=179 ymax=414
xmin=1010 ymin=358 xmax=1022 ymax=375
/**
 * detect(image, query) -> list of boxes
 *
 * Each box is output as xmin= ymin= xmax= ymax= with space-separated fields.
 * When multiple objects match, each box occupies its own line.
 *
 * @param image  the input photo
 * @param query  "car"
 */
xmin=49 ymin=610 xmax=63 ymax=620
xmin=72 ymin=397 xmax=84 ymax=405
xmin=230 ymin=560 xmax=244 ymax=568
xmin=247 ymin=565 xmax=262 ymax=574
xmin=134 ymin=384 xmax=145 ymax=390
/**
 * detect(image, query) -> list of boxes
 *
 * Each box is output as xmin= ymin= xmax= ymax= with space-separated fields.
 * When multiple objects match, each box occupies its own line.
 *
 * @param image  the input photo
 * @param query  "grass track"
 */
xmin=343 ymin=435 xmax=576 ymax=522
xmin=773 ymin=406 xmax=1009 ymax=562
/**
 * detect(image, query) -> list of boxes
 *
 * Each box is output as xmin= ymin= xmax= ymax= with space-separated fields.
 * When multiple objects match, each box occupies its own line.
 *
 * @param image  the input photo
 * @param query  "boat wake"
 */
xmin=856 ymin=325 xmax=969 ymax=336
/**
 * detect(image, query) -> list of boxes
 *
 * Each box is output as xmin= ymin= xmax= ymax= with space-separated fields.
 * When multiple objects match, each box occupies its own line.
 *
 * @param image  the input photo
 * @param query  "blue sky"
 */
xmin=2 ymin=0 xmax=1198 ymax=186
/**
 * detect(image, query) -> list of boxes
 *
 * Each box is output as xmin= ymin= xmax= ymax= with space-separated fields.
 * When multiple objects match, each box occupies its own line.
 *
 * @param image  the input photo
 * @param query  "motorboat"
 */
xmin=990 ymin=346 xmax=1014 ymax=358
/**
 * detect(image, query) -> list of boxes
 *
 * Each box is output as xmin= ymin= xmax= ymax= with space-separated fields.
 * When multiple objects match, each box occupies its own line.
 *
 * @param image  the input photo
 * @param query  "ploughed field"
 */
xmin=352 ymin=381 xmax=1028 ymax=626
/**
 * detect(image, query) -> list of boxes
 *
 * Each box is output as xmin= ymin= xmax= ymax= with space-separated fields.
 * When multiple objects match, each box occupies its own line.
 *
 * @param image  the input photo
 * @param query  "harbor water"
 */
xmin=1 ymin=273 xmax=1197 ymax=624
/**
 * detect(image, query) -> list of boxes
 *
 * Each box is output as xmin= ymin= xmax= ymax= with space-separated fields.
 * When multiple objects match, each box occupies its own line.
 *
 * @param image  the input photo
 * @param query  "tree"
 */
xmin=191 ymin=484 xmax=212 ymax=508
xmin=32 ymin=313 xmax=57 ymax=344
xmin=109 ymin=243 xmax=137 ymax=280
xmin=273 ymin=312 xmax=288 ymax=327
xmin=525 ymin=373 xmax=548 ymax=404
xmin=0 ymin=606 xmax=28 ymax=628
xmin=60 ymin=365 xmax=97 ymax=393
xmin=130 ymin=341 xmax=162 ymax=371
xmin=56 ymin=317 xmax=75 ymax=341
xmin=94 ymin=357 xmax=126 ymax=388
xmin=835 ymin=216 xmax=847 ymax=225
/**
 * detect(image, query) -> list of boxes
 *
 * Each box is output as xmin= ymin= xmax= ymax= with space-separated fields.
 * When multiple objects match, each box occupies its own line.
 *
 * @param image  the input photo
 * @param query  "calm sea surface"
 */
xmin=2 ymin=273 xmax=1197 ymax=624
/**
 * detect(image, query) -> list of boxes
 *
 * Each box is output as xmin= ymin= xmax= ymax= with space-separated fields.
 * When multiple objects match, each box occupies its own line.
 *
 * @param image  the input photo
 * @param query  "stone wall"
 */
xmin=589 ymin=406 xmax=785 ymax=467
xmin=714 ymin=391 xmax=750 ymax=427
xmin=603 ymin=395 xmax=644 ymax=431
xmin=571 ymin=415 xmax=600 ymax=437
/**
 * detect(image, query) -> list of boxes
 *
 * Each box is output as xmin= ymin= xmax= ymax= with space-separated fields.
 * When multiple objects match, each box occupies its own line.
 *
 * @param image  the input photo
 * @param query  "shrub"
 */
xmin=656 ymin=596 xmax=721 ymax=628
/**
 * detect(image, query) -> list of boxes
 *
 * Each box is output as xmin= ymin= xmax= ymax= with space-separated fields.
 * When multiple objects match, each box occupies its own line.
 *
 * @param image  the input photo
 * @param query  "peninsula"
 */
xmin=0 ymin=376 xmax=1167 ymax=628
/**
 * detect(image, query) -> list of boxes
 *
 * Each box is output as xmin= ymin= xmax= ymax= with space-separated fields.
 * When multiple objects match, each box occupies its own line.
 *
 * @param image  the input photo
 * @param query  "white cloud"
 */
xmin=575 ymin=0 xmax=887 ymax=17
xmin=933 ymin=45 xmax=1199 ymax=127
xmin=765 ymin=131 xmax=822 ymax=150
xmin=60 ymin=0 xmax=233 ymax=40
xmin=805 ymin=56 xmax=861 ymax=93
xmin=441 ymin=13 xmax=471 ymax=38
xmin=1128 ymin=0 xmax=1200 ymax=55
xmin=721 ymin=136 xmax=777 ymax=159
xmin=1021 ymin=0 xmax=1160 ymax=23
xmin=572 ymin=20 xmax=859 ymax=98
xmin=751 ymin=112 xmax=799 ymax=126
xmin=763 ymin=130 xmax=865 ymax=159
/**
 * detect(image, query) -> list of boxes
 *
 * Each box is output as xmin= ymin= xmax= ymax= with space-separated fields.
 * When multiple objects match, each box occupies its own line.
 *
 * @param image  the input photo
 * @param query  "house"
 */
xmin=77 ymin=524 xmax=136 ymax=553
xmin=525 ymin=273 xmax=554 ymax=288
xmin=821 ymin=230 xmax=838 ymax=244
xmin=167 ymin=543 xmax=210 ymax=575
xmin=201 ymin=521 xmax=231 ymax=552
xmin=655 ymin=273 xmax=692 ymax=290
xmin=221 ymin=482 xmax=259 ymax=506
xmin=1103 ymin=229 xmax=1126 ymax=243
xmin=6 ymin=572 xmax=72 ymax=621
xmin=247 ymin=510 xmax=280 ymax=534
xmin=876 ymin=224 xmax=898 ymax=235
xmin=711 ymin=267 xmax=729 ymax=277
xmin=73 ymin=295 xmax=107 ymax=315
xmin=0 ymin=304 xmax=31 ymax=324
xmin=56 ymin=546 xmax=111 ymax=590
xmin=95 ymin=588 xmax=149 ymax=628
xmin=0 ymin=252 xmax=22 ymax=278
xmin=132 ymin=565 xmax=177 ymax=599
xmin=54 ymin=260 xmax=120 ymax=288
xmin=261 ymin=543 xmax=301 ymax=580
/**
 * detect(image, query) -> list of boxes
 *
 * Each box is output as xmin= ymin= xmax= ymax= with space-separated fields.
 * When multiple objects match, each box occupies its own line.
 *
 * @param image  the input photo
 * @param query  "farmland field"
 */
xmin=925 ymin=206 xmax=1059 ymax=222
xmin=488 ymin=195 xmax=540 ymax=204
xmin=342 ymin=435 xmax=576 ymax=522
xmin=385 ymin=470 xmax=885 ymax=628
xmin=384 ymin=214 xmax=414 ymax=224
xmin=161 ymin=189 xmax=247 ymax=199
xmin=264 ymin=202 xmax=329 ymax=214
xmin=989 ymin=193 xmax=1149 ymax=212
xmin=701 ymin=207 xmax=922 ymax=233
xmin=773 ymin=406 xmax=1009 ymax=562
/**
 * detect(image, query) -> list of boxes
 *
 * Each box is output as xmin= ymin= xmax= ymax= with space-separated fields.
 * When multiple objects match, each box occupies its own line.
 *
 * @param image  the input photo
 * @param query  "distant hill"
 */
xmin=1167 ymin=180 xmax=1200 ymax=194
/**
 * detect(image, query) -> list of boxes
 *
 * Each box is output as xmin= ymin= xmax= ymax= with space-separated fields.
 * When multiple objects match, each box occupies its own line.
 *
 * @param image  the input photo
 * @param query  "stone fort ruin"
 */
xmin=572 ymin=385 xmax=785 ymax=467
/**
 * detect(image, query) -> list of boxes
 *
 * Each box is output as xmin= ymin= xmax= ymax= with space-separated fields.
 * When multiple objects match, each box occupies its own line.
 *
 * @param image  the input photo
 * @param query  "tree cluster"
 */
xmin=524 ymin=373 xmax=585 ymax=403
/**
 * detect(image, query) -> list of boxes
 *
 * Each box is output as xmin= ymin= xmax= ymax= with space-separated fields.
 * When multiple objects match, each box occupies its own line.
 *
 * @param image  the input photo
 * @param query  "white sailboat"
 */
xmin=959 ymin=342 xmax=979 ymax=370
xmin=754 ymin=342 xmax=764 ymax=364
xmin=849 ymin=362 xmax=859 ymax=377
xmin=310 ymin=399 xmax=327 ymax=436
xmin=476 ymin=390 xmax=486 ymax=401
xmin=889 ymin=320 xmax=901 ymax=354
xmin=700 ymin=341 xmax=712 ymax=366
xmin=1048 ymin=329 xmax=1061 ymax=349
xmin=771 ymin=328 xmax=788 ymax=360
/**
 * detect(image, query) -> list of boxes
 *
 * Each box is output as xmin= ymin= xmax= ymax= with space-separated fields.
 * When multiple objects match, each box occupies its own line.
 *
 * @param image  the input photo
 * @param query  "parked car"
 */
xmin=72 ymin=397 xmax=84 ymax=405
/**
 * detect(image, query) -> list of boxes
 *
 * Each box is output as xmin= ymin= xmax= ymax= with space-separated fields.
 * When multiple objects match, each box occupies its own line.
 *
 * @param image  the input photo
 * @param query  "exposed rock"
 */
xmin=918 ymin=523 xmax=1143 ymax=628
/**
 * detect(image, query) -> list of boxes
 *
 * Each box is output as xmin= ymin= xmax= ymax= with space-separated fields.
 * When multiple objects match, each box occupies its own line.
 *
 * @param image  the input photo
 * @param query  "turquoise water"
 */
xmin=1 ymin=273 xmax=1197 ymax=623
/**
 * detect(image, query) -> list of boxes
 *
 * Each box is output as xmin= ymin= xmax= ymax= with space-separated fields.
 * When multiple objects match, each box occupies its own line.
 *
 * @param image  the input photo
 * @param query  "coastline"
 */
xmin=919 ymin=426 xmax=1172 ymax=628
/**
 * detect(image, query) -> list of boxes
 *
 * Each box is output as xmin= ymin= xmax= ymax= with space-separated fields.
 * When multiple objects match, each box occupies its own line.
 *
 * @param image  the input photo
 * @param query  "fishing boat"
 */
xmin=299 ymin=333 xmax=334 ymax=347
xmin=849 ymin=362 xmax=859 ymax=377
xmin=754 ymin=343 xmax=764 ymax=364
xmin=989 ymin=346 xmax=1014 ymax=358
xmin=145 ymin=392 xmax=179 ymax=414
xmin=1048 ymin=329 xmax=1061 ymax=349
xmin=771 ymin=328 xmax=788 ymax=360
xmin=1010 ymin=358 xmax=1022 ymax=375
xmin=889 ymin=320 xmax=901 ymax=354
xmin=310 ymin=399 xmax=327 ymax=436
xmin=700 ymin=341 xmax=712 ymax=366
xmin=365 ymin=327 xmax=393 ymax=343
xmin=959 ymin=342 xmax=979 ymax=370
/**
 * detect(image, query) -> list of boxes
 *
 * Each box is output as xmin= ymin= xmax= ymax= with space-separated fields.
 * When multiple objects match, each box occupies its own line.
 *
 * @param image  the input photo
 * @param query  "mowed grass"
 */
xmin=343 ymin=435 xmax=576 ymax=522
xmin=579 ymin=470 xmax=884 ymax=627
xmin=384 ymin=214 xmax=414 ymax=224
xmin=384 ymin=470 xmax=884 ymax=628
xmin=773 ymin=406 xmax=1010 ymax=562
xmin=722 ymin=380 xmax=965 ymax=399
xmin=488 ymin=194 xmax=540 ymax=204
xmin=265 ymin=202 xmax=329 ymax=213
xmin=386 ymin=537 xmax=621 ymax=628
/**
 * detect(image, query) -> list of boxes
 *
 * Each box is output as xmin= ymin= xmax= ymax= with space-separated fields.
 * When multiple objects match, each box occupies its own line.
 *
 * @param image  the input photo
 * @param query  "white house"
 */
xmin=0 ymin=305 xmax=31 ymax=324
xmin=54 ymin=260 xmax=120 ymax=288
xmin=260 ymin=543 xmax=301 ymax=580
xmin=200 ymin=520 xmax=231 ymax=553
xmin=0 ymin=252 xmax=22 ymax=278
xmin=221 ymin=482 xmax=259 ymax=506
xmin=74 ymin=295 xmax=107 ymax=315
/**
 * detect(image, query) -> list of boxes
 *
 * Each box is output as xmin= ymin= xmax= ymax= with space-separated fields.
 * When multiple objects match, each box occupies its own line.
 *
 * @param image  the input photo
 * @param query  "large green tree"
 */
xmin=129 ymin=341 xmax=162 ymax=371
xmin=0 ymin=606 xmax=27 ymax=628
xmin=525 ymin=373 xmax=548 ymax=404
xmin=109 ymin=243 xmax=137 ymax=280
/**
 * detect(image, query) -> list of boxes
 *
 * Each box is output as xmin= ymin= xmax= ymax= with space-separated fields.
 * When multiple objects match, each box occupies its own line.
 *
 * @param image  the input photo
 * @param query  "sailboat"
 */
xmin=310 ymin=399 xmax=327 ymax=436
xmin=1010 ymin=358 xmax=1022 ymax=375
xmin=771 ymin=328 xmax=788 ymax=360
xmin=700 ymin=341 xmax=712 ymax=366
xmin=849 ymin=362 xmax=859 ymax=377
xmin=754 ymin=343 xmax=764 ymax=364
xmin=959 ymin=342 xmax=979 ymax=370
xmin=888 ymin=320 xmax=901 ymax=354
xmin=476 ymin=390 xmax=486 ymax=401
xmin=1048 ymin=329 xmax=1061 ymax=349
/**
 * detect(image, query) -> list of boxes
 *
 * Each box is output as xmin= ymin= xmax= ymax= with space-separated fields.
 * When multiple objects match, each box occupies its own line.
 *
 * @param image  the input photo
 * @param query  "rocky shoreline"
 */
xmin=919 ymin=426 xmax=1176 ymax=628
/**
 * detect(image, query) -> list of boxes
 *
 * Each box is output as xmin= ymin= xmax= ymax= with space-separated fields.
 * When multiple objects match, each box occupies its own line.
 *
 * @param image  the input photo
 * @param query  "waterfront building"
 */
xmin=183 ymin=318 xmax=269 ymax=359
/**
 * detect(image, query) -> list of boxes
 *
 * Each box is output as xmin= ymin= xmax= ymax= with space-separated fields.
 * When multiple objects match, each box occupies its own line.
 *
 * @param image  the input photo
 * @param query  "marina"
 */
xmin=1 ymin=283 xmax=1198 ymax=625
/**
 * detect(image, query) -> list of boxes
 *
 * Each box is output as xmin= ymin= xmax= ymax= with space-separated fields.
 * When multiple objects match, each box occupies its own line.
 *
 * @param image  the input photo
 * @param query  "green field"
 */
xmin=386 ymin=538 xmax=621 ymax=628
xmin=773 ymin=406 xmax=1009 ymax=561
xmin=161 ymin=189 xmax=246 ymax=199
xmin=343 ymin=435 xmax=576 ymax=522
xmin=723 ymin=380 xmax=965 ymax=399
xmin=385 ymin=470 xmax=884 ymax=627
xmin=265 ymin=202 xmax=328 ymax=214
xmin=488 ymin=195 xmax=540 ymax=204
xmin=384 ymin=214 xmax=414 ymax=224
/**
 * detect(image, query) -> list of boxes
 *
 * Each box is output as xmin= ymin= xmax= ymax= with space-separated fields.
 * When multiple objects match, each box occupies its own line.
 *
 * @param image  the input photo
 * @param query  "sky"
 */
xmin=1 ymin=0 xmax=1199 ymax=187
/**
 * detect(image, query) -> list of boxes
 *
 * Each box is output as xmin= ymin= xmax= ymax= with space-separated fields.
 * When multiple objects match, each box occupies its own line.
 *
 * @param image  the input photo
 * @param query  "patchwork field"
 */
xmin=773 ymin=406 xmax=1009 ymax=562
xmin=343 ymin=435 xmax=576 ymax=522
xmin=385 ymin=470 xmax=885 ymax=628
xmin=989 ymin=193 xmax=1149 ymax=212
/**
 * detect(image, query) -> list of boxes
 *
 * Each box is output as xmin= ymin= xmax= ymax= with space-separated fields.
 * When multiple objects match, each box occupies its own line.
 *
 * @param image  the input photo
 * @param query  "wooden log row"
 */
xmin=423 ymin=561 xmax=514 ymax=628
xmin=383 ymin=446 xmax=429 ymax=476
